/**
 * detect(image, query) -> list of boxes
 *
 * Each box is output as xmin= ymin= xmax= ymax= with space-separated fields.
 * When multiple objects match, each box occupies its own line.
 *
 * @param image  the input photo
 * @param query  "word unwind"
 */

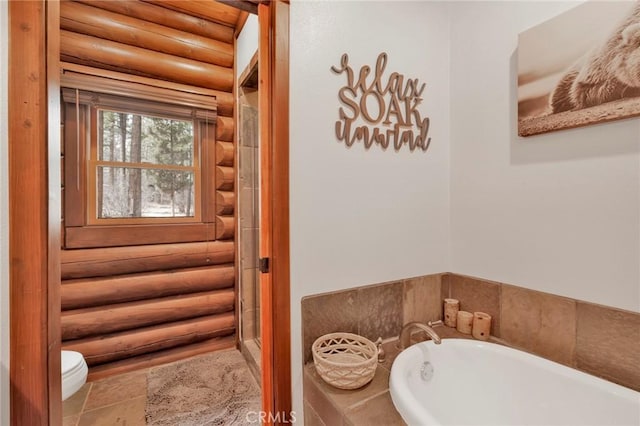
xmin=331 ymin=52 xmax=432 ymax=152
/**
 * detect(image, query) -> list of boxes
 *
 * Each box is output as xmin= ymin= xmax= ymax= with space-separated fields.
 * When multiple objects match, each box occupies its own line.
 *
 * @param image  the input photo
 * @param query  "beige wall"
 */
xmin=236 ymin=14 xmax=258 ymax=81
xmin=291 ymin=1 xmax=640 ymax=421
xmin=450 ymin=1 xmax=640 ymax=312
xmin=289 ymin=1 xmax=453 ymax=419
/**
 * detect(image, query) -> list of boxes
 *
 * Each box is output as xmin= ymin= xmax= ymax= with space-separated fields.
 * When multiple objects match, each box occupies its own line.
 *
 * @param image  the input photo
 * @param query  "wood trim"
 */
xmin=221 ymin=1 xmax=258 ymax=16
xmin=61 ymin=88 xmax=218 ymax=239
xmin=63 ymin=101 xmax=88 ymax=228
xmin=61 ymin=87 xmax=216 ymax=120
xmin=60 ymin=77 xmax=218 ymax=117
xmin=232 ymin=29 xmax=240 ymax=350
xmin=64 ymin=223 xmax=216 ymax=249
xmin=235 ymin=11 xmax=250 ymax=37
xmin=8 ymin=1 xmax=60 ymax=424
xmin=61 ymin=62 xmax=234 ymax=117
xmin=259 ymin=2 xmax=292 ymax=423
xmin=238 ymin=51 xmax=259 ymax=89
xmin=86 ymin=335 xmax=236 ymax=381
xmin=202 ymin=121 xmax=218 ymax=223
xmin=47 ymin=2 xmax=63 ymax=424
xmin=258 ymin=6 xmax=273 ymax=419
xmin=84 ymin=102 xmax=203 ymax=226
xmin=271 ymin=2 xmax=291 ymax=421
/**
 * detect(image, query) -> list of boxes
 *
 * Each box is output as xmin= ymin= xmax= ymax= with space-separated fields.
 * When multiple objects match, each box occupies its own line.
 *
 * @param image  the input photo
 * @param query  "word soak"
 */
xmin=331 ymin=52 xmax=432 ymax=152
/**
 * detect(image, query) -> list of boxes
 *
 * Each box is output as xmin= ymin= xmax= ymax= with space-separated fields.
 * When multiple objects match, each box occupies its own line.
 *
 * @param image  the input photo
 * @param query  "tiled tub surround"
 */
xmin=301 ymin=273 xmax=640 ymax=425
xmin=304 ymin=328 xmax=472 ymax=426
xmin=301 ymin=275 xmax=442 ymax=366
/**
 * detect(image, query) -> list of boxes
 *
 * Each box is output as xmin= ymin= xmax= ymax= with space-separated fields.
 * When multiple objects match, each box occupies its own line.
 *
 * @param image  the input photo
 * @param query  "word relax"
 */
xmin=331 ymin=52 xmax=432 ymax=152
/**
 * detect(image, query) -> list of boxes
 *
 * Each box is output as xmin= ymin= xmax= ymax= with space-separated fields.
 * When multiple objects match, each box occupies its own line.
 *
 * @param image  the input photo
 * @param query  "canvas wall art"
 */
xmin=518 ymin=1 xmax=640 ymax=137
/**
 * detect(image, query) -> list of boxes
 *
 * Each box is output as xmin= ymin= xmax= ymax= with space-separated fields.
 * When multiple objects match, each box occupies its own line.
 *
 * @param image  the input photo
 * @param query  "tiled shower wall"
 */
xmin=301 ymin=273 xmax=640 ymax=391
xmin=238 ymin=85 xmax=261 ymax=383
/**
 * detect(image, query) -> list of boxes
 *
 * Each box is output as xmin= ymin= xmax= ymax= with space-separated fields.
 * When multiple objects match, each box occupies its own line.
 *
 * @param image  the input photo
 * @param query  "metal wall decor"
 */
xmin=331 ymin=52 xmax=432 ymax=152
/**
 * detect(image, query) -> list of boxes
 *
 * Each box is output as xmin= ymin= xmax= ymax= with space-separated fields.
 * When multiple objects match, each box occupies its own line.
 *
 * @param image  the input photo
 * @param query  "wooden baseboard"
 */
xmin=87 ymin=334 xmax=236 ymax=381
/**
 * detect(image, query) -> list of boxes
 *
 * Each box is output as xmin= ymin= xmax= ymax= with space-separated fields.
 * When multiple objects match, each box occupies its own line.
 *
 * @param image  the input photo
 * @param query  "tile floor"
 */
xmin=62 ymin=351 xmax=260 ymax=426
xmin=63 ymin=368 xmax=148 ymax=426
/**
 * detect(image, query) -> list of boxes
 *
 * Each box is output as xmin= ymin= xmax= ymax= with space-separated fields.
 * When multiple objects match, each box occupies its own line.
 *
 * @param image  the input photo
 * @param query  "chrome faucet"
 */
xmin=398 ymin=321 xmax=442 ymax=349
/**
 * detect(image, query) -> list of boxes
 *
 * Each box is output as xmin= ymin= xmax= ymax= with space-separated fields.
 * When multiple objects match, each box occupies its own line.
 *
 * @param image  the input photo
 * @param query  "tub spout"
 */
xmin=399 ymin=322 xmax=442 ymax=349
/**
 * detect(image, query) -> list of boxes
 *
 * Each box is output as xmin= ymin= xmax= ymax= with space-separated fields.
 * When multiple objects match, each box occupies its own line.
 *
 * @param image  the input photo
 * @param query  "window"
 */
xmin=61 ymin=77 xmax=218 ymax=248
xmin=90 ymin=110 xmax=199 ymax=224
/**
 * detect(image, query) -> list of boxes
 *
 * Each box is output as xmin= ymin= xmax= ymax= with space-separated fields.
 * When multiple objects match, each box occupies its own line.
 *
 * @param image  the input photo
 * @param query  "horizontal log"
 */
xmin=61 ymin=241 xmax=234 ymax=279
xmin=61 ymin=30 xmax=233 ymax=92
xmin=65 ymin=223 xmax=216 ymax=249
xmin=62 ymin=62 xmax=233 ymax=116
xmin=145 ymin=0 xmax=240 ymax=27
xmin=62 ymin=289 xmax=235 ymax=340
xmin=215 ymin=216 xmax=235 ymax=240
xmin=216 ymin=191 xmax=235 ymax=215
xmin=87 ymin=335 xmax=235 ymax=381
xmin=215 ymin=166 xmax=234 ymax=191
xmin=61 ymin=265 xmax=234 ymax=310
xmin=61 ymin=2 xmax=233 ymax=68
xmin=63 ymin=313 xmax=235 ymax=365
xmin=216 ymin=141 xmax=234 ymax=166
xmin=75 ymin=0 xmax=234 ymax=44
xmin=216 ymin=116 xmax=234 ymax=142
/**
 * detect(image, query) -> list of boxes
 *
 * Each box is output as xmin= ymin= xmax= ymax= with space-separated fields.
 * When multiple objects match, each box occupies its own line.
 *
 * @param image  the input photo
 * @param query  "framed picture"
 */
xmin=518 ymin=1 xmax=640 ymax=137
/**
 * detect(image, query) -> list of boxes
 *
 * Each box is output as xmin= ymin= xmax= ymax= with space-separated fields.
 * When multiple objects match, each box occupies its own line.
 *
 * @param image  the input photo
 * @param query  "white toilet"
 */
xmin=61 ymin=350 xmax=88 ymax=401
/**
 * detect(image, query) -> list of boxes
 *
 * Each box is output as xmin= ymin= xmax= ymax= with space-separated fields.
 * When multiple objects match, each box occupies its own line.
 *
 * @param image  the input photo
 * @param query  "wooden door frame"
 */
xmin=8 ymin=1 xmax=62 ymax=424
xmin=258 ymin=1 xmax=292 ymax=423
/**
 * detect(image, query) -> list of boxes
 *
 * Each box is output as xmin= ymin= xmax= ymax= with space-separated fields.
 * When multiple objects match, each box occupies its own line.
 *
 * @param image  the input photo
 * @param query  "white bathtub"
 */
xmin=390 ymin=339 xmax=640 ymax=426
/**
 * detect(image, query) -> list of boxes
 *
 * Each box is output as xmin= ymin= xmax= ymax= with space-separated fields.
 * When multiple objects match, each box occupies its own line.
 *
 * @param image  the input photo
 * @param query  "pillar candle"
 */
xmin=443 ymin=298 xmax=460 ymax=328
xmin=456 ymin=310 xmax=473 ymax=334
xmin=472 ymin=312 xmax=491 ymax=341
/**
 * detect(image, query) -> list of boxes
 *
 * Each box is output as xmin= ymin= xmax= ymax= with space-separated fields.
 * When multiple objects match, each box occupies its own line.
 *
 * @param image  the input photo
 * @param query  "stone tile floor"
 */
xmin=63 ymin=351 xmax=259 ymax=426
xmin=63 ymin=368 xmax=149 ymax=426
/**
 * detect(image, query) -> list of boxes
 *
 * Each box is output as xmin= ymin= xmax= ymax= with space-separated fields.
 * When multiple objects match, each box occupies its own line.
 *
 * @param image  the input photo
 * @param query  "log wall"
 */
xmin=59 ymin=0 xmax=240 ymax=377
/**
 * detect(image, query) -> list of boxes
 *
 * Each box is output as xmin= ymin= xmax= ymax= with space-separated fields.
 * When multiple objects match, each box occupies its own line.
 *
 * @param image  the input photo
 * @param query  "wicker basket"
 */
xmin=312 ymin=332 xmax=377 ymax=390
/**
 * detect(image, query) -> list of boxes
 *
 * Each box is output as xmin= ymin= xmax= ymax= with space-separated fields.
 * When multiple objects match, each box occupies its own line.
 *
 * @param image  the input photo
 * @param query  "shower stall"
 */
xmin=238 ymin=60 xmax=261 ymax=379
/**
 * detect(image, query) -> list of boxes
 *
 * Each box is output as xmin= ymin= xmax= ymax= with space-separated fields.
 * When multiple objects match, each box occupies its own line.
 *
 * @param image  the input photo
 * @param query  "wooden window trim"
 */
xmin=61 ymin=88 xmax=216 ymax=122
xmin=61 ymin=68 xmax=218 ymax=115
xmin=64 ymin=223 xmax=216 ymax=249
xmin=61 ymin=80 xmax=218 ymax=247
